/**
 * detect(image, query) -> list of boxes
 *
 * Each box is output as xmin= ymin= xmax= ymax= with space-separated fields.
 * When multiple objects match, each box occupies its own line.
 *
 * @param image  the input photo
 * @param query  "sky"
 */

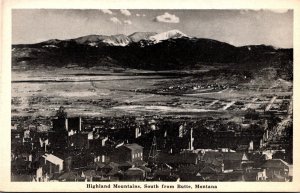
xmin=12 ymin=9 xmax=293 ymax=48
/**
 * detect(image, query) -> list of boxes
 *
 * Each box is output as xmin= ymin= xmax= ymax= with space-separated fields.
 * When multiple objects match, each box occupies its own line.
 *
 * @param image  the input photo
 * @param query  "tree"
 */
xmin=55 ymin=106 xmax=67 ymax=118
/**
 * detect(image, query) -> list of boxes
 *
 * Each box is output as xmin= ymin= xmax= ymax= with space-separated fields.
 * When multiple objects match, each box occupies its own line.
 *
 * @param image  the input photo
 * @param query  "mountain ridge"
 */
xmin=12 ymin=29 xmax=293 ymax=80
xmin=13 ymin=29 xmax=291 ymax=50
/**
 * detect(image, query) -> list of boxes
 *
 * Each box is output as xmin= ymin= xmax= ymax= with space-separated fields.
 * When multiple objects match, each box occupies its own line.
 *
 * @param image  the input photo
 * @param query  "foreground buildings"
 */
xmin=11 ymin=105 xmax=292 ymax=182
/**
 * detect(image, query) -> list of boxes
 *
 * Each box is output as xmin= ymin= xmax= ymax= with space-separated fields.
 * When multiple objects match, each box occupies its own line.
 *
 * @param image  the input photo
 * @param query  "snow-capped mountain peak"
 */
xmin=39 ymin=30 xmax=190 ymax=48
xmin=148 ymin=29 xmax=189 ymax=43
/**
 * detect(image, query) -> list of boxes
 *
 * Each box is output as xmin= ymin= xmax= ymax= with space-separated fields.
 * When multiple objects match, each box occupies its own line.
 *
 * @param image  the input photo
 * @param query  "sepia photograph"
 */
xmin=1 ymin=0 xmax=300 ymax=192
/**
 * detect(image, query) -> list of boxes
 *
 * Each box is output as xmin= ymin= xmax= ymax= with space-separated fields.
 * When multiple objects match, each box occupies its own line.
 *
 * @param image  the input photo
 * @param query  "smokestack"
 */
xmin=65 ymin=118 xmax=68 ymax=131
xmin=249 ymin=140 xmax=254 ymax=152
xmin=79 ymin=117 xmax=82 ymax=131
xmin=190 ymin=128 xmax=194 ymax=150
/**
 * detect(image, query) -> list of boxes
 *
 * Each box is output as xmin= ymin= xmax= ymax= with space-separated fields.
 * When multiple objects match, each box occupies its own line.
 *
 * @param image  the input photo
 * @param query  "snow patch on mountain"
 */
xmin=88 ymin=42 xmax=98 ymax=47
xmin=102 ymin=39 xmax=130 ymax=46
xmin=148 ymin=29 xmax=189 ymax=43
xmin=42 ymin=45 xmax=59 ymax=48
xmin=129 ymin=32 xmax=158 ymax=42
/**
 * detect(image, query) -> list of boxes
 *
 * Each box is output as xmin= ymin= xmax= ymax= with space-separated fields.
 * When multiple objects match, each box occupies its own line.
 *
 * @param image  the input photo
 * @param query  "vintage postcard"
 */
xmin=1 ymin=0 xmax=300 ymax=192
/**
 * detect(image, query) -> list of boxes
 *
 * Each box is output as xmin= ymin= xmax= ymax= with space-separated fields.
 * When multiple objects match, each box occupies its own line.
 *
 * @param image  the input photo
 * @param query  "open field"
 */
xmin=11 ymin=66 xmax=292 ymax=119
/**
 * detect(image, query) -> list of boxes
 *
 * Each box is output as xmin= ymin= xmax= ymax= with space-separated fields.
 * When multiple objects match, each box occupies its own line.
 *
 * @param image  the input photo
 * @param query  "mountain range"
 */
xmin=12 ymin=29 xmax=293 ymax=79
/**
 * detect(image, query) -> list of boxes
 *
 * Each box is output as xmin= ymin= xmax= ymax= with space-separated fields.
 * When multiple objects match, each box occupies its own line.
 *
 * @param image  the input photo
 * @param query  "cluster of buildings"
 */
xmin=11 ymin=107 xmax=292 ymax=182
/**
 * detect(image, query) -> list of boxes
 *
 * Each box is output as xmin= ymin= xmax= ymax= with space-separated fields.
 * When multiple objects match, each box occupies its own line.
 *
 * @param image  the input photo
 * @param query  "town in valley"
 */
xmin=11 ymin=9 xmax=293 ymax=182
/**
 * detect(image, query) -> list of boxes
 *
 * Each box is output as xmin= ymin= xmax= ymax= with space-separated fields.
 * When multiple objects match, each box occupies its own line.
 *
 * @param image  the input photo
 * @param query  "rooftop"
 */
xmin=42 ymin=153 xmax=63 ymax=165
xmin=122 ymin=143 xmax=144 ymax=151
xmin=202 ymin=151 xmax=223 ymax=166
xmin=261 ymin=159 xmax=289 ymax=168
xmin=200 ymin=165 xmax=218 ymax=174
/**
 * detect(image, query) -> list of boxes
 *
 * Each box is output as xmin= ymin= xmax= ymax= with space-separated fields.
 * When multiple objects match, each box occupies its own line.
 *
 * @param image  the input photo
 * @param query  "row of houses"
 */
xmin=27 ymin=148 xmax=290 ymax=182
